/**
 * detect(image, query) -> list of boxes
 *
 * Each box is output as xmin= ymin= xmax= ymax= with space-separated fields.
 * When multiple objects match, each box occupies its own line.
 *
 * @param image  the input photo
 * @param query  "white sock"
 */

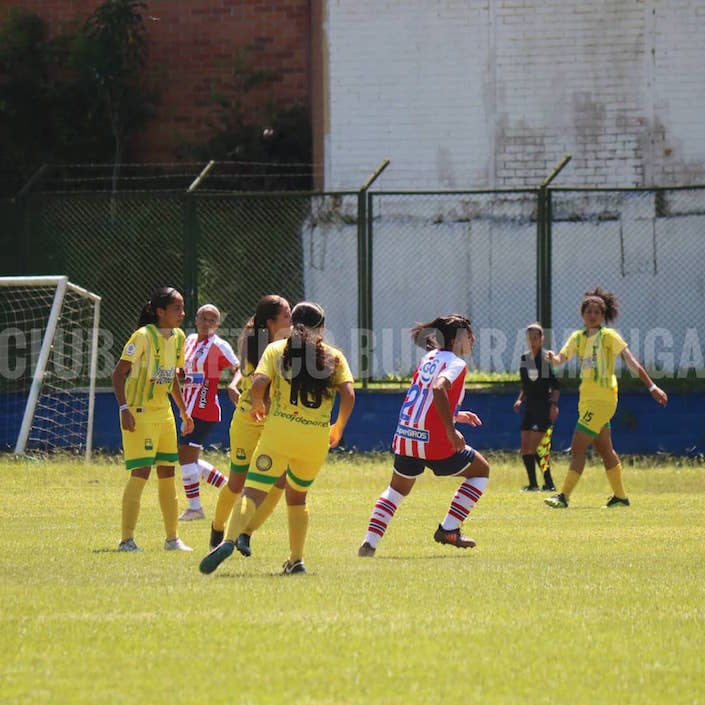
xmin=198 ymin=459 xmax=227 ymax=488
xmin=363 ymin=486 xmax=405 ymax=548
xmin=180 ymin=462 xmax=201 ymax=510
xmin=441 ymin=476 xmax=489 ymax=531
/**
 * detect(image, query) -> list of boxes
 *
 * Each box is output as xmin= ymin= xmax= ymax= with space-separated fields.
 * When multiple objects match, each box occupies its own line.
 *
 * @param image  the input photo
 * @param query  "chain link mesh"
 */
xmin=2 ymin=187 xmax=703 ymax=380
xmin=369 ymin=191 xmax=537 ymax=378
xmin=551 ymin=188 xmax=705 ymax=379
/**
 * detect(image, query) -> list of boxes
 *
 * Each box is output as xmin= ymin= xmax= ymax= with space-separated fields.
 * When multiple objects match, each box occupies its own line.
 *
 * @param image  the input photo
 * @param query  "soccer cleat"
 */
xmin=358 ymin=541 xmax=376 ymax=557
xmin=544 ymin=493 xmax=568 ymax=508
xmin=118 ymin=538 xmax=142 ymax=552
xmin=521 ymin=484 xmax=541 ymax=492
xmin=209 ymin=525 xmax=224 ymax=550
xmin=179 ymin=508 xmax=205 ymax=521
xmin=165 ymin=537 xmax=193 ymax=551
xmin=199 ymin=540 xmax=234 ymax=574
xmin=433 ymin=524 xmax=476 ymax=549
xmin=541 ymin=484 xmax=557 ymax=492
xmin=604 ymin=495 xmax=630 ymax=508
xmin=235 ymin=533 xmax=252 ymax=557
xmin=281 ymin=559 xmax=306 ymax=575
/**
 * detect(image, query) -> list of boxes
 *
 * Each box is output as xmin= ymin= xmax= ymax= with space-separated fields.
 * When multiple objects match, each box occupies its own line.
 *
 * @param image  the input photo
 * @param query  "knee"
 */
xmin=472 ymin=453 xmax=490 ymax=478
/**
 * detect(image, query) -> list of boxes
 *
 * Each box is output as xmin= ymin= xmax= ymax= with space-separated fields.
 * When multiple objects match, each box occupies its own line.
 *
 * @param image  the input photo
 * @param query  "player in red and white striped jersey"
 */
xmin=359 ymin=314 xmax=490 ymax=556
xmin=177 ymin=304 xmax=241 ymax=520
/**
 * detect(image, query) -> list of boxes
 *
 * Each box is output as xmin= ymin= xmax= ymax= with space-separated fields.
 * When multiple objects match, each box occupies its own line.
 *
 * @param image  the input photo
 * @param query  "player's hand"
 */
xmin=549 ymin=405 xmax=559 ymax=422
xmin=120 ymin=408 xmax=136 ymax=432
xmin=329 ymin=423 xmax=344 ymax=449
xmin=546 ymin=350 xmax=557 ymax=364
xmin=180 ymin=413 xmax=194 ymax=435
xmin=650 ymin=386 xmax=668 ymax=406
xmin=456 ymin=411 xmax=482 ymax=427
xmin=447 ymin=428 xmax=466 ymax=452
xmin=227 ymin=386 xmax=241 ymax=406
xmin=249 ymin=401 xmax=267 ymax=422
xmin=513 ymin=400 xmax=522 ymax=413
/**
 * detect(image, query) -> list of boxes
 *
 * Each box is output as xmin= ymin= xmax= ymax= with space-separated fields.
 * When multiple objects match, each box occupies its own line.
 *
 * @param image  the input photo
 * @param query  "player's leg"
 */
xmin=520 ymin=428 xmax=544 ymax=491
xmin=238 ymin=470 xmax=287 ymax=557
xmin=359 ymin=456 xmax=419 ymax=556
xmin=593 ymin=424 xmax=629 ymax=506
xmin=119 ymin=420 xmax=156 ymax=551
xmin=434 ymin=448 xmax=489 ymax=548
xmin=177 ymin=442 xmax=204 ymax=519
xmin=156 ymin=420 xmax=191 ymax=551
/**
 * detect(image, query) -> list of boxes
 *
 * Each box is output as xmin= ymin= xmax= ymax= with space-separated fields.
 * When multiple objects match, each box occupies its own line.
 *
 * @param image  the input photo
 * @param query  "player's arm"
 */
xmin=513 ymin=389 xmax=523 ymax=413
xmin=249 ymin=373 xmax=270 ymax=422
xmin=330 ymin=381 xmax=355 ymax=448
xmin=227 ymin=363 xmax=242 ymax=406
xmin=112 ymin=359 xmax=135 ymax=432
xmin=620 ymin=347 xmax=668 ymax=406
xmin=432 ymin=376 xmax=465 ymax=451
xmin=546 ymin=350 xmax=566 ymax=366
xmin=170 ymin=377 xmax=194 ymax=433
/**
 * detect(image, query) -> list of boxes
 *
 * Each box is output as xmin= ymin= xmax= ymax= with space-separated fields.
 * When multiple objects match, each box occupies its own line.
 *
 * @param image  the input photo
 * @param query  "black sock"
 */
xmin=522 ymin=454 xmax=538 ymax=487
xmin=543 ymin=469 xmax=554 ymax=488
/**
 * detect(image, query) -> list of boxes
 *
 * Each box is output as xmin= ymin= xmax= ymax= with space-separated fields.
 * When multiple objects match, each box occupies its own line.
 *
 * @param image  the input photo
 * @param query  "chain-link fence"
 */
xmin=2 ymin=184 xmax=704 ymax=382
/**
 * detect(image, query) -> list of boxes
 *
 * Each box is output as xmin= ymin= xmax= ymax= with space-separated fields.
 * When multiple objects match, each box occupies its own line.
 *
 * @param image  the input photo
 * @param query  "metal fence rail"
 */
xmin=2 ymin=183 xmax=703 ymax=382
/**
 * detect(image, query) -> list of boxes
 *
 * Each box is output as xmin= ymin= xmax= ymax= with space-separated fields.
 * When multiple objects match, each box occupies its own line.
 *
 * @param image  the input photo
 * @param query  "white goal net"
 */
xmin=0 ymin=276 xmax=101 ymax=459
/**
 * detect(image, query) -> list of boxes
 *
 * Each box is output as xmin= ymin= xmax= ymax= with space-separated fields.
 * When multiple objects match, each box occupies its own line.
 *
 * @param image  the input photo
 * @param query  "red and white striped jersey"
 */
xmin=182 ymin=333 xmax=238 ymax=422
xmin=392 ymin=349 xmax=467 ymax=460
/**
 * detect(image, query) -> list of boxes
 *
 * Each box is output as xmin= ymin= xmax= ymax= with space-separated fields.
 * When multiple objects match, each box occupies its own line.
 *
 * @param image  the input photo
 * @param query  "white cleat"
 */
xmin=178 ymin=508 xmax=205 ymax=521
xmin=165 ymin=537 xmax=193 ymax=552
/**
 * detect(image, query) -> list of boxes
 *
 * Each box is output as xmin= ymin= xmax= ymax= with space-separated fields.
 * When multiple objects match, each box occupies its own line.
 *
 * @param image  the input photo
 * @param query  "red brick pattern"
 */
xmin=5 ymin=1 xmax=310 ymax=160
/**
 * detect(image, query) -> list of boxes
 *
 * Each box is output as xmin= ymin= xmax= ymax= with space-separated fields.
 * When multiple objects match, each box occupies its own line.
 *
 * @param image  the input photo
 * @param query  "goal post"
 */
xmin=0 ymin=276 xmax=101 ymax=460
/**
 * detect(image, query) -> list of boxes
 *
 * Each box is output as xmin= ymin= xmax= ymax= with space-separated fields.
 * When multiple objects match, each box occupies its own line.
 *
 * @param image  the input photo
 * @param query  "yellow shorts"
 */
xmin=229 ymin=407 xmax=264 ymax=474
xmin=245 ymin=426 xmax=330 ymax=493
xmin=121 ymin=413 xmax=178 ymax=470
xmin=576 ymin=397 xmax=617 ymax=437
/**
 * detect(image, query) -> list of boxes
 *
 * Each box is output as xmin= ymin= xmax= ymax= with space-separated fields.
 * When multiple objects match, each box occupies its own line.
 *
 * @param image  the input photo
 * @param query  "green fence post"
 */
xmin=537 ymin=155 xmax=571 ymax=329
xmin=357 ymin=159 xmax=390 ymax=386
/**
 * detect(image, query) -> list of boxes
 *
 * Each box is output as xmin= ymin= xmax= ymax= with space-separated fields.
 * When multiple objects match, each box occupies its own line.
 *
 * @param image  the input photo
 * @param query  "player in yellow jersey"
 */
xmin=208 ymin=295 xmax=292 ymax=550
xmin=112 ymin=287 xmax=195 ymax=552
xmin=200 ymin=301 xmax=355 ymax=575
xmin=544 ymin=287 xmax=667 ymax=509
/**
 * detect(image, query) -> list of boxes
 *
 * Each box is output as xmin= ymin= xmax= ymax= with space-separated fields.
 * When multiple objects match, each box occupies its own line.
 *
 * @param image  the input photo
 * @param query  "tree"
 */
xmin=71 ymin=0 xmax=157 ymax=192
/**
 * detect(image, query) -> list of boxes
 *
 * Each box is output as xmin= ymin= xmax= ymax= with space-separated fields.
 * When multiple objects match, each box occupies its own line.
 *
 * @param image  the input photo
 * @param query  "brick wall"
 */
xmin=322 ymin=0 xmax=705 ymax=189
xmin=5 ymin=0 xmax=311 ymax=160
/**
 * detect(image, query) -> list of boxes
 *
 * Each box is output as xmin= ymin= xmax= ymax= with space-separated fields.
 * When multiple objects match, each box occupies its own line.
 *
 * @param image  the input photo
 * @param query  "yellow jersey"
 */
xmin=120 ymin=324 xmax=185 ymax=417
xmin=560 ymin=327 xmax=627 ymax=400
xmin=255 ymin=338 xmax=353 ymax=437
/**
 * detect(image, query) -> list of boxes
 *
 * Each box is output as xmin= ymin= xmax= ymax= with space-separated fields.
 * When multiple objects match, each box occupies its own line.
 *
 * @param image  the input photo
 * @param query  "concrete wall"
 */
xmin=321 ymin=0 xmax=705 ymax=189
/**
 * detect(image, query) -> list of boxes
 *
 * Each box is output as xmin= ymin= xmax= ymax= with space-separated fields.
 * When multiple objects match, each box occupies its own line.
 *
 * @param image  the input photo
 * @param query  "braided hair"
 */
xmin=281 ymin=302 xmax=337 ymax=403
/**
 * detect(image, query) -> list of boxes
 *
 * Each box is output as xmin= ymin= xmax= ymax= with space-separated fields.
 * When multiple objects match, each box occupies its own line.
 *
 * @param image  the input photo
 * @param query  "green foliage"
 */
xmin=180 ymin=44 xmax=312 ymax=190
xmin=1 ymin=453 xmax=704 ymax=705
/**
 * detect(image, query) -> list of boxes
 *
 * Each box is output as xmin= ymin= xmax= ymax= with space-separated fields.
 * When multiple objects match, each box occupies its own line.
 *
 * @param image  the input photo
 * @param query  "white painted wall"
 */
xmin=321 ymin=0 xmax=705 ymax=190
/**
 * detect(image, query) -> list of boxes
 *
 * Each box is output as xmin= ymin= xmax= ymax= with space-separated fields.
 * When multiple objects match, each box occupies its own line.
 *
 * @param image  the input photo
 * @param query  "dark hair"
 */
xmin=411 ymin=313 xmax=474 ymax=351
xmin=581 ymin=286 xmax=619 ymax=324
xmin=239 ymin=294 xmax=289 ymax=369
xmin=138 ymin=286 xmax=180 ymax=327
xmin=281 ymin=301 xmax=337 ymax=402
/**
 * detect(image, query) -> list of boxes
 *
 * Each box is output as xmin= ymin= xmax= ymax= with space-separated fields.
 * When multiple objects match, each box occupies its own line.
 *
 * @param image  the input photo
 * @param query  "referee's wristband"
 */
xmin=119 ymin=403 xmax=129 ymax=411
xmin=648 ymin=383 xmax=657 ymax=392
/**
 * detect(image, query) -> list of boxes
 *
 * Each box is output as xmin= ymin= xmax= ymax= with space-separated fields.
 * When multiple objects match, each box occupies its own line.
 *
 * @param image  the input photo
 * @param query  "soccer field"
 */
xmin=1 ymin=452 xmax=704 ymax=705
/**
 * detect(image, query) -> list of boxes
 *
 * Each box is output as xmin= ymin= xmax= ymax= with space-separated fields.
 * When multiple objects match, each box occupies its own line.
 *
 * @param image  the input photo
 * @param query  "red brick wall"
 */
xmin=4 ymin=1 xmax=311 ymax=160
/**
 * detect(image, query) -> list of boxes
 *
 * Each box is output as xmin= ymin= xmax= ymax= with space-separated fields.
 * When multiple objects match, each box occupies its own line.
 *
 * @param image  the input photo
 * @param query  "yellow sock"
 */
xmin=225 ymin=495 xmax=257 ymax=543
xmin=287 ymin=504 xmax=309 ymax=563
xmin=606 ymin=463 xmax=627 ymax=499
xmin=213 ymin=485 xmax=241 ymax=532
xmin=245 ymin=485 xmax=284 ymax=534
xmin=121 ymin=476 xmax=147 ymax=541
xmin=561 ymin=469 xmax=582 ymax=499
xmin=158 ymin=476 xmax=179 ymax=541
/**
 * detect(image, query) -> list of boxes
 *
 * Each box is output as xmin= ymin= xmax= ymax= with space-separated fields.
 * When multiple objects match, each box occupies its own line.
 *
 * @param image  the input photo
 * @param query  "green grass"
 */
xmin=1 ymin=452 xmax=704 ymax=705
